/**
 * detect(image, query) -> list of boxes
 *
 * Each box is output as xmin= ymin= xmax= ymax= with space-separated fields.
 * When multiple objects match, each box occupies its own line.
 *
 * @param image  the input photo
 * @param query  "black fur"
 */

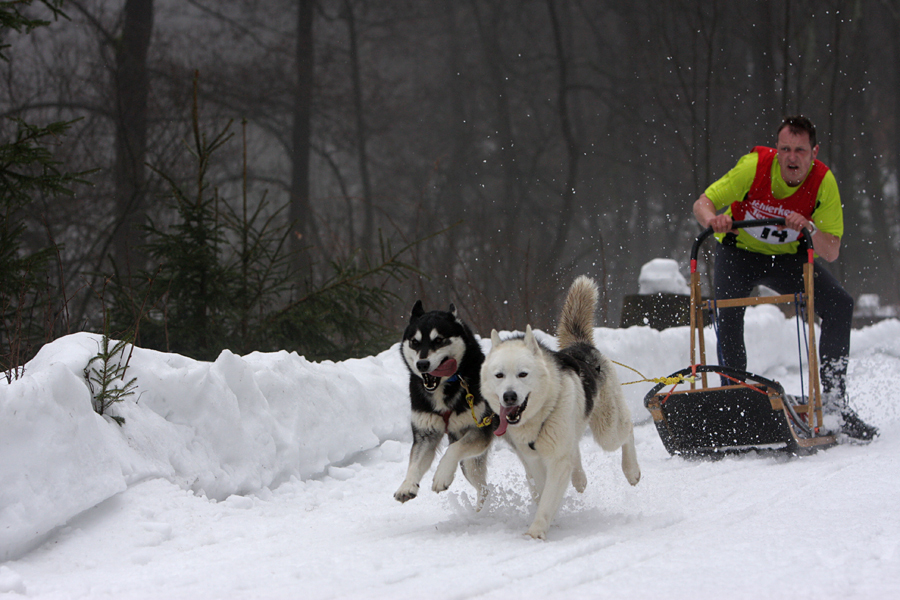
xmin=554 ymin=343 xmax=605 ymax=418
xmin=401 ymin=301 xmax=489 ymax=420
xmin=394 ymin=301 xmax=496 ymax=505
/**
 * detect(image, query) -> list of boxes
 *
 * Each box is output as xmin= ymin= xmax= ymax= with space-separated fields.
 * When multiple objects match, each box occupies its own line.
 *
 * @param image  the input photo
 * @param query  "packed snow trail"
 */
xmin=4 ymin=423 xmax=898 ymax=599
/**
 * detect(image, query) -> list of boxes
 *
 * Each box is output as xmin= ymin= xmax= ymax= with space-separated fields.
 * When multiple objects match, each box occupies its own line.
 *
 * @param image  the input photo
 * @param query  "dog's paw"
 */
xmin=431 ymin=464 xmax=456 ymax=494
xmin=572 ymin=468 xmax=587 ymax=493
xmin=394 ymin=482 xmax=419 ymax=503
xmin=475 ymin=485 xmax=489 ymax=512
xmin=624 ymin=466 xmax=641 ymax=486
xmin=525 ymin=515 xmax=551 ymax=540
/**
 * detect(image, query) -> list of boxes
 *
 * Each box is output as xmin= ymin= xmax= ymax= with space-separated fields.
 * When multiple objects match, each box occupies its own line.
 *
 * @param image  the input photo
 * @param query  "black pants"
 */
xmin=713 ymin=242 xmax=854 ymax=397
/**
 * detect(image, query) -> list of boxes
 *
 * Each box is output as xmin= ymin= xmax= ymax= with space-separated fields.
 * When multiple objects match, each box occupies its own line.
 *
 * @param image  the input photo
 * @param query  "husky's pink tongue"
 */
xmin=494 ymin=407 xmax=515 ymax=436
xmin=428 ymin=358 xmax=458 ymax=378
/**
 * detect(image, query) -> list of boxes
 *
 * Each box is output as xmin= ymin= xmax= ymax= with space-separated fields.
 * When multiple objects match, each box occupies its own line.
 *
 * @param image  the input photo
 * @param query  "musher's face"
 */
xmin=776 ymin=127 xmax=819 ymax=187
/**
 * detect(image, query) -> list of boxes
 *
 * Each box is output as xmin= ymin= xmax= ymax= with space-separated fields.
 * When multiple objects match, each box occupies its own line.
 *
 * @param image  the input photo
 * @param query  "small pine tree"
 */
xmin=83 ymin=316 xmax=136 ymax=426
xmin=1 ymin=2 xmax=90 ymax=377
xmin=0 ymin=1 xmax=67 ymax=62
xmin=138 ymin=122 xmax=236 ymax=361
xmin=267 ymin=237 xmax=420 ymax=360
xmin=109 ymin=74 xmax=422 ymax=361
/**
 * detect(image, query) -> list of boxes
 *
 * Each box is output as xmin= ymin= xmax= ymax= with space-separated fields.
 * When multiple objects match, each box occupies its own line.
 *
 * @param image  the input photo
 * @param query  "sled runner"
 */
xmin=644 ymin=218 xmax=838 ymax=456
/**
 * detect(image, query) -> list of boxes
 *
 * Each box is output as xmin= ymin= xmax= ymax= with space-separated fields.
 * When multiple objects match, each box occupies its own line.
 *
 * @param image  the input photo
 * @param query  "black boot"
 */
xmin=839 ymin=409 xmax=879 ymax=441
xmin=821 ymin=390 xmax=879 ymax=442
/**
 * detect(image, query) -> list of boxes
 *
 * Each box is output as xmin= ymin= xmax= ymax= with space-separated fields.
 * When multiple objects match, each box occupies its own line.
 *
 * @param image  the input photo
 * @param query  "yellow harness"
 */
xmin=612 ymin=360 xmax=696 ymax=386
xmin=458 ymin=377 xmax=494 ymax=428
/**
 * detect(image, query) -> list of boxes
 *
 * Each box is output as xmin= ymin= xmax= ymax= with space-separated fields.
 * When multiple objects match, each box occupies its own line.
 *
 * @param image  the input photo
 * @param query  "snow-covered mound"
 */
xmin=1 ymin=332 xmax=409 ymax=560
xmin=638 ymin=258 xmax=690 ymax=295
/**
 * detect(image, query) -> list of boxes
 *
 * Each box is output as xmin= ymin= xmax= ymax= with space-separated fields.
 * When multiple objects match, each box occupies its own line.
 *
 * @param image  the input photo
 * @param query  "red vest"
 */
xmin=730 ymin=146 xmax=829 ymax=222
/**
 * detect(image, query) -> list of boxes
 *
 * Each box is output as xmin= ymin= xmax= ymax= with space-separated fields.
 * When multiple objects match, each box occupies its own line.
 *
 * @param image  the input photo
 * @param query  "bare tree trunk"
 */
xmin=290 ymin=0 xmax=315 ymax=279
xmin=471 ymin=0 xmax=524 ymax=255
xmin=749 ymin=2 xmax=779 ymax=136
xmin=892 ymin=5 xmax=900 ymax=303
xmin=111 ymin=0 xmax=154 ymax=274
xmin=344 ymin=0 xmax=375 ymax=257
xmin=780 ymin=0 xmax=791 ymax=115
xmin=542 ymin=0 xmax=581 ymax=279
xmin=436 ymin=0 xmax=467 ymax=301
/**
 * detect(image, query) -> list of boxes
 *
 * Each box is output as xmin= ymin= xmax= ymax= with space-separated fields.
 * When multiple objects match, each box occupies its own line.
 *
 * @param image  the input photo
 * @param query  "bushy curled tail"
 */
xmin=556 ymin=275 xmax=598 ymax=350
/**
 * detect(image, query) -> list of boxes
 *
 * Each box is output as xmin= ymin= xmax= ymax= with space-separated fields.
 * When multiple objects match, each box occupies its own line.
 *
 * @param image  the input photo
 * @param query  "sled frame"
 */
xmin=646 ymin=219 xmax=837 ymax=456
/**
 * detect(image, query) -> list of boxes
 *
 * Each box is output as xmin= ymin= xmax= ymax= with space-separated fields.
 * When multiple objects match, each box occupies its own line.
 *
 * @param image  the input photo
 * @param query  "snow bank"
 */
xmin=0 ymin=359 xmax=127 ymax=562
xmin=0 ymin=333 xmax=409 ymax=560
xmin=638 ymin=258 xmax=690 ymax=295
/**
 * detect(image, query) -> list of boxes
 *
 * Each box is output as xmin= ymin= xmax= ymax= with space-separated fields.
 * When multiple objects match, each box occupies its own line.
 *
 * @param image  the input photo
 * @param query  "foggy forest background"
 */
xmin=3 ymin=0 xmax=900 ymax=366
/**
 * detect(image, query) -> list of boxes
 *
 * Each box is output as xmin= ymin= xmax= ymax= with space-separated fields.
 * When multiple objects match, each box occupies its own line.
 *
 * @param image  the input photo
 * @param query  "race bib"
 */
xmin=741 ymin=206 xmax=801 ymax=244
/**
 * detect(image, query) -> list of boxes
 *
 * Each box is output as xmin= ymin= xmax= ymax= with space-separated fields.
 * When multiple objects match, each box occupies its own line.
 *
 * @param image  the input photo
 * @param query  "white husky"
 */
xmin=481 ymin=275 xmax=641 ymax=539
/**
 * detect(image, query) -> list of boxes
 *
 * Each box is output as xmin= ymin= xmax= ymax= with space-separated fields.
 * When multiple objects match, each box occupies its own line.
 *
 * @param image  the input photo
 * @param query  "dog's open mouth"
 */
xmin=420 ymin=358 xmax=458 ymax=392
xmin=503 ymin=402 xmax=526 ymax=425
xmin=421 ymin=373 xmax=440 ymax=391
xmin=495 ymin=397 xmax=528 ymax=436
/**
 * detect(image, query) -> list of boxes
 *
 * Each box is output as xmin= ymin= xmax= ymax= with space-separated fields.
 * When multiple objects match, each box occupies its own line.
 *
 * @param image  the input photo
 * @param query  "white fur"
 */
xmin=481 ymin=277 xmax=640 ymax=539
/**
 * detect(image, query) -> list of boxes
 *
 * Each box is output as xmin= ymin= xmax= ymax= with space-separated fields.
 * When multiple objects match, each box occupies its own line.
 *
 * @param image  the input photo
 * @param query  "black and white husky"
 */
xmin=395 ymin=301 xmax=496 ymax=509
xmin=481 ymin=276 xmax=641 ymax=539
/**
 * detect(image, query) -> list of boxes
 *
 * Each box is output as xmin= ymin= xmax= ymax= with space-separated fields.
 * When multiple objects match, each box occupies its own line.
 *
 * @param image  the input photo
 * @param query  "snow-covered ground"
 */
xmin=2 ymin=306 xmax=899 ymax=599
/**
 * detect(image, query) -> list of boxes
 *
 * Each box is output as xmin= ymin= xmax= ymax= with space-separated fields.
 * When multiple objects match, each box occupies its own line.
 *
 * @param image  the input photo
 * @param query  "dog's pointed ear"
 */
xmin=524 ymin=325 xmax=539 ymax=353
xmin=491 ymin=329 xmax=502 ymax=347
xmin=411 ymin=300 xmax=424 ymax=321
xmin=449 ymin=303 xmax=458 ymax=317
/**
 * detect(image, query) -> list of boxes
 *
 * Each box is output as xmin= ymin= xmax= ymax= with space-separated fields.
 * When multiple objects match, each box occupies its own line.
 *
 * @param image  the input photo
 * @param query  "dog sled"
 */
xmin=644 ymin=218 xmax=838 ymax=457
